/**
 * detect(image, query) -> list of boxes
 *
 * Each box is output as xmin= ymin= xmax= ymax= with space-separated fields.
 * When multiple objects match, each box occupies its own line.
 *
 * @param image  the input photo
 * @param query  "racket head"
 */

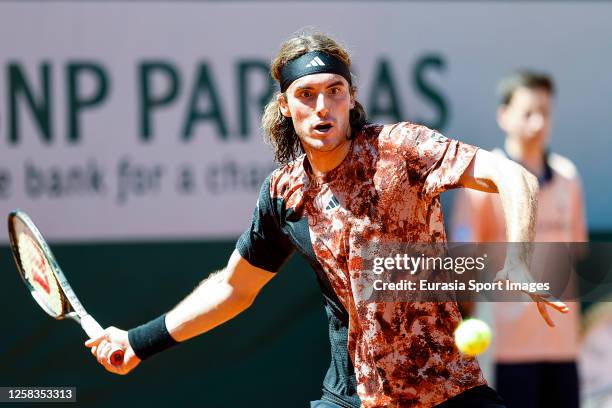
xmin=8 ymin=210 xmax=70 ymax=319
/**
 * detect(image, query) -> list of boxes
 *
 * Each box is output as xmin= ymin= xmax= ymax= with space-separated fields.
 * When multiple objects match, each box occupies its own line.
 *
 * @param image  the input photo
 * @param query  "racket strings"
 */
xmin=17 ymin=232 xmax=64 ymax=316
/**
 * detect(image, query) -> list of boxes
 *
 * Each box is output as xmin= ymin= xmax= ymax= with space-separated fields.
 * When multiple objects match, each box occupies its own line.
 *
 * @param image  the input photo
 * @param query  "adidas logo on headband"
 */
xmin=305 ymin=57 xmax=326 ymax=68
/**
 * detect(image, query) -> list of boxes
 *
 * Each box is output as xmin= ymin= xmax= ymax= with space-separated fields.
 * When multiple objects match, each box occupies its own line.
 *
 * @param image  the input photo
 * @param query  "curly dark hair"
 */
xmin=262 ymin=32 xmax=367 ymax=164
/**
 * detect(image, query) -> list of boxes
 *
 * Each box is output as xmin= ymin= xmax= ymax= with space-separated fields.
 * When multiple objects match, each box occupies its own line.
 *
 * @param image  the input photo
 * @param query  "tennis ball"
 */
xmin=454 ymin=318 xmax=492 ymax=356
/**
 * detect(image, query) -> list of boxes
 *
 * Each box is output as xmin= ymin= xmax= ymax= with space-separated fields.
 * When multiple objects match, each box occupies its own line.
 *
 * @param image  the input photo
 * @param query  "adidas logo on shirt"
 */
xmin=305 ymin=57 xmax=326 ymax=68
xmin=325 ymin=195 xmax=340 ymax=211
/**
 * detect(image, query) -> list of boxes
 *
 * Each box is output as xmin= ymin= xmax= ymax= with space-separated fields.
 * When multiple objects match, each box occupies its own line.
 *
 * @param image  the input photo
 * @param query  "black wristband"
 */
xmin=128 ymin=314 xmax=178 ymax=360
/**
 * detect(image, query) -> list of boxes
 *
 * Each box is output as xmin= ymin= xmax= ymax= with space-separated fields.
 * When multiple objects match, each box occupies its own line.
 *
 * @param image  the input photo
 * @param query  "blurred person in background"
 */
xmin=452 ymin=71 xmax=587 ymax=408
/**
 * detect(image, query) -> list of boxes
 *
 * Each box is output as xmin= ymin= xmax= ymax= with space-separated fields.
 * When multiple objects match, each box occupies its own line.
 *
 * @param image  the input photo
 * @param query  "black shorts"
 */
xmin=496 ymin=361 xmax=579 ymax=408
xmin=310 ymin=385 xmax=505 ymax=408
xmin=436 ymin=385 xmax=505 ymax=408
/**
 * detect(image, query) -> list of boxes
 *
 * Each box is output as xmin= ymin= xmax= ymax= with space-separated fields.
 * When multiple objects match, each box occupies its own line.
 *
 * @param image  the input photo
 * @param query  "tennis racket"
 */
xmin=8 ymin=210 xmax=124 ymax=366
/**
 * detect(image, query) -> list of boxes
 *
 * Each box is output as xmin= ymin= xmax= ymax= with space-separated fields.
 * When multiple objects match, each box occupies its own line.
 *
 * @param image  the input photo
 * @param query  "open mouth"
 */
xmin=314 ymin=123 xmax=333 ymax=133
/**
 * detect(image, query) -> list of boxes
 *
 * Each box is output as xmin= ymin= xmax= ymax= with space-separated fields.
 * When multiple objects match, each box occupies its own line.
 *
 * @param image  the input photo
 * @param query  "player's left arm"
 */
xmin=458 ymin=149 xmax=569 ymax=326
xmin=458 ymin=149 xmax=532 ymax=243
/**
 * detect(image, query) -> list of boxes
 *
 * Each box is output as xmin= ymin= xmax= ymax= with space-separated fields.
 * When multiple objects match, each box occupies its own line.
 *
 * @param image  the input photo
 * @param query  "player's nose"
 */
xmin=315 ymin=93 xmax=329 ymax=117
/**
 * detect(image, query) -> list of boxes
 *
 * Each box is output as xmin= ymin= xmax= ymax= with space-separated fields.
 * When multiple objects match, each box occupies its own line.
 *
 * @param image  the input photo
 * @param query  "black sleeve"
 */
xmin=236 ymin=175 xmax=294 ymax=272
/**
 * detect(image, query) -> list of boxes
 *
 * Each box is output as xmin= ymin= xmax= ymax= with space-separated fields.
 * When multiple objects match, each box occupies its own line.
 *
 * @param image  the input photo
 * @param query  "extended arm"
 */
xmin=458 ymin=149 xmax=568 ymax=326
xmin=167 ymin=250 xmax=275 ymax=341
xmin=459 ymin=148 xmax=537 ymax=242
xmin=85 ymin=250 xmax=275 ymax=374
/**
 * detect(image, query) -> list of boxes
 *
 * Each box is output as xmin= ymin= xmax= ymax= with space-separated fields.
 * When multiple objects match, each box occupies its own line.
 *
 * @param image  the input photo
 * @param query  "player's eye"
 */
xmin=328 ymin=87 xmax=342 ymax=95
xmin=299 ymin=90 xmax=312 ymax=98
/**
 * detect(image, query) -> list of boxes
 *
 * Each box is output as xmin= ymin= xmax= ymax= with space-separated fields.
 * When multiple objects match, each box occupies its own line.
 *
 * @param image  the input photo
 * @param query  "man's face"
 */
xmin=279 ymin=73 xmax=355 ymax=154
xmin=497 ymin=86 xmax=553 ymax=147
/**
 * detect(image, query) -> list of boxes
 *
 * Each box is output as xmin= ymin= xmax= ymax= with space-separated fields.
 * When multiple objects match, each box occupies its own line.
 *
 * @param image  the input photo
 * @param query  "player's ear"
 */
xmin=349 ymin=87 xmax=356 ymax=110
xmin=278 ymin=93 xmax=291 ymax=118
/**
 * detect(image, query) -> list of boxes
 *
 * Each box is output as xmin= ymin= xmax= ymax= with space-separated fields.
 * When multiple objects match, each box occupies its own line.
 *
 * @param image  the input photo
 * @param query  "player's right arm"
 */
xmin=85 ymin=250 xmax=274 ymax=375
xmin=166 ymin=250 xmax=275 ymax=342
xmin=87 ymin=174 xmax=291 ymax=375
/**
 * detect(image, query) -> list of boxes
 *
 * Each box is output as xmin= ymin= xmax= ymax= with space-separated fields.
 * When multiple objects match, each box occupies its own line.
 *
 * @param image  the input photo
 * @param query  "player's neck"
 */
xmin=304 ymin=138 xmax=352 ymax=178
xmin=504 ymin=138 xmax=545 ymax=175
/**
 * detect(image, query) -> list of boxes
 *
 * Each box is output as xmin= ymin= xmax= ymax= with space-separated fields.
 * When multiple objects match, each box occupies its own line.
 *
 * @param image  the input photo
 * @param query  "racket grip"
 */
xmin=81 ymin=314 xmax=125 ymax=366
xmin=108 ymin=346 xmax=125 ymax=366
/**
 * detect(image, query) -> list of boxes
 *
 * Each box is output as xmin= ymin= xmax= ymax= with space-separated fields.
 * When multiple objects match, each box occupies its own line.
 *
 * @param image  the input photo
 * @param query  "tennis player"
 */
xmin=452 ymin=71 xmax=586 ymax=408
xmin=87 ymin=33 xmax=568 ymax=408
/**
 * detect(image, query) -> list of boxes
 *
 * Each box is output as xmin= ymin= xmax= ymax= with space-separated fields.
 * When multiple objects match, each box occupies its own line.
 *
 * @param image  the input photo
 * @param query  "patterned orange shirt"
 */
xmin=238 ymin=122 xmax=486 ymax=407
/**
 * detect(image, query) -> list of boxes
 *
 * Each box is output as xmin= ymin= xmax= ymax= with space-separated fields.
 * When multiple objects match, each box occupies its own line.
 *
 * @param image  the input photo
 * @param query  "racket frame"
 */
xmin=8 ymin=210 xmax=88 ymax=321
xmin=8 ymin=210 xmax=124 ymax=364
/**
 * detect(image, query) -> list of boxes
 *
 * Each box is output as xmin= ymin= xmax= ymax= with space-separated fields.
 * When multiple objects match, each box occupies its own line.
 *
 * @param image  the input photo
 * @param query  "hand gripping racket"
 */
xmin=8 ymin=210 xmax=124 ymax=366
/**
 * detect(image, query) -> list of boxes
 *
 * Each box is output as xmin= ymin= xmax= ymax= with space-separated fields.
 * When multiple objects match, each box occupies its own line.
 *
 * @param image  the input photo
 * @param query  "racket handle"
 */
xmin=81 ymin=314 xmax=125 ymax=366
xmin=108 ymin=346 xmax=125 ymax=366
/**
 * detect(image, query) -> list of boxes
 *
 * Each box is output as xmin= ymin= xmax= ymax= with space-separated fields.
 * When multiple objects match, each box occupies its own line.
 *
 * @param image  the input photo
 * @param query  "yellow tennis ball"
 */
xmin=454 ymin=318 xmax=492 ymax=356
